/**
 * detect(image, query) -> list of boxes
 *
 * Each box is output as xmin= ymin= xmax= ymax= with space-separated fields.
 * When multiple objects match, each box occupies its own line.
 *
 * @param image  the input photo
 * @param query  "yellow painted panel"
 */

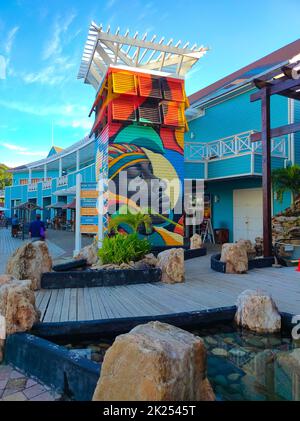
xmin=112 ymin=72 xmax=137 ymax=95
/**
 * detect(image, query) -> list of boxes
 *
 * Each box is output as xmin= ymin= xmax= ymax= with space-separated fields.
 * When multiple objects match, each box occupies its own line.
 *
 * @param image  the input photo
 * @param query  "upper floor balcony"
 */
xmin=184 ymin=130 xmax=289 ymax=180
xmin=185 ymin=130 xmax=288 ymax=162
xmin=6 ymin=163 xmax=96 ymax=202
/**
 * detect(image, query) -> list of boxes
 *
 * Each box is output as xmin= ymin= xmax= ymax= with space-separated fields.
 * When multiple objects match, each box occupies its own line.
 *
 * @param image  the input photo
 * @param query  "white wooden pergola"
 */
xmin=78 ymin=22 xmax=208 ymax=89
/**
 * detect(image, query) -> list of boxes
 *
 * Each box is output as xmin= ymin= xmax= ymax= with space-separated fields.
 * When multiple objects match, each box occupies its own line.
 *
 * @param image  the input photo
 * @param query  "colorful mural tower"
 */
xmin=91 ymin=67 xmax=188 ymax=246
xmin=78 ymin=23 xmax=207 ymax=247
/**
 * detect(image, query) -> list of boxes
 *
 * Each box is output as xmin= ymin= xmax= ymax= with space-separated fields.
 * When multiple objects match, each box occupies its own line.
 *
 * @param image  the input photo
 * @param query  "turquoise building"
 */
xmin=185 ymin=38 xmax=300 ymax=242
xmin=5 ymin=38 xmax=300 ymax=242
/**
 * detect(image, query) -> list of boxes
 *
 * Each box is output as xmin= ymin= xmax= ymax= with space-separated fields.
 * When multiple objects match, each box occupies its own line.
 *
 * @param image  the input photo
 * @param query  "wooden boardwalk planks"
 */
xmin=34 ymin=254 xmax=300 ymax=323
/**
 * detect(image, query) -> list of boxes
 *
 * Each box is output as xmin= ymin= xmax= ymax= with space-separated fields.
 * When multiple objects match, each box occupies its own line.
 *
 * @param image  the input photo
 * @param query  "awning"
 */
xmin=12 ymin=202 xmax=43 ymax=211
xmin=46 ymin=202 xmax=67 ymax=209
xmin=62 ymin=199 xmax=76 ymax=210
xmin=0 ymin=207 xmax=9 ymax=211
xmin=53 ymin=186 xmax=76 ymax=196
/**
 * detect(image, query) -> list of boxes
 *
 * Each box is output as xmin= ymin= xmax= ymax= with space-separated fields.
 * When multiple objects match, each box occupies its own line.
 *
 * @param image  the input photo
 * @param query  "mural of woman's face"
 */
xmin=114 ymin=158 xmax=171 ymax=225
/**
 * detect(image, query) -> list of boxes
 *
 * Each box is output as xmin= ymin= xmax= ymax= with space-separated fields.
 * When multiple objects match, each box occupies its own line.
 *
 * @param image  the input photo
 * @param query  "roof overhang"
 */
xmin=9 ymin=135 xmax=95 ymax=173
xmin=78 ymin=22 xmax=208 ymax=89
xmin=53 ymin=186 xmax=76 ymax=196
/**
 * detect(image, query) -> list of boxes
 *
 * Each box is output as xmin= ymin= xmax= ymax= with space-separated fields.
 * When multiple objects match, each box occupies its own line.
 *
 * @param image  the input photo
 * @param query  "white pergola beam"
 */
xmin=78 ymin=22 xmax=208 ymax=87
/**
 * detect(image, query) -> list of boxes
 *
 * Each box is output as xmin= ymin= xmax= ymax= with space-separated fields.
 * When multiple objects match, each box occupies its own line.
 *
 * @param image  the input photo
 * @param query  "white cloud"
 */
xmin=57 ymin=117 xmax=92 ymax=131
xmin=22 ymin=66 xmax=62 ymax=85
xmin=3 ymin=154 xmax=46 ymax=168
xmin=43 ymin=13 xmax=77 ymax=60
xmin=16 ymin=54 xmax=76 ymax=86
xmin=0 ymin=55 xmax=7 ymax=79
xmin=1 ymin=142 xmax=27 ymax=151
xmin=0 ymin=99 xmax=88 ymax=118
xmin=105 ymin=0 xmax=117 ymax=10
xmin=5 ymin=26 xmax=19 ymax=54
xmin=18 ymin=150 xmax=48 ymax=156
xmin=0 ymin=141 xmax=47 ymax=164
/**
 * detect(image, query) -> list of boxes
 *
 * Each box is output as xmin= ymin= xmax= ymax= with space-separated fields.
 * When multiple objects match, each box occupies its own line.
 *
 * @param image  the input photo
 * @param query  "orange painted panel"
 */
xmin=81 ymin=208 xmax=98 ymax=216
xmin=80 ymin=225 xmax=98 ymax=234
xmin=81 ymin=190 xmax=99 ymax=199
xmin=162 ymin=102 xmax=185 ymax=127
xmin=112 ymin=99 xmax=137 ymax=121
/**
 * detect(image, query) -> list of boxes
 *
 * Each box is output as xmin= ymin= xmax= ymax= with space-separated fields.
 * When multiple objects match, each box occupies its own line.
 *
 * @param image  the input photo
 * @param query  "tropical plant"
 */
xmin=108 ymin=211 xmax=152 ymax=234
xmin=0 ymin=164 xmax=12 ymax=190
xmin=272 ymin=165 xmax=300 ymax=209
xmin=98 ymin=233 xmax=151 ymax=265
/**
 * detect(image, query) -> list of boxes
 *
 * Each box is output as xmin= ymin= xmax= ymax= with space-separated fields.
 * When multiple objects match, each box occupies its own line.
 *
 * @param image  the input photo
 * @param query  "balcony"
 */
xmin=185 ymin=130 xmax=288 ymax=162
xmin=28 ymin=183 xmax=38 ymax=192
xmin=42 ymin=180 xmax=52 ymax=190
xmin=185 ymin=130 xmax=288 ymax=180
xmin=57 ymin=175 xmax=68 ymax=187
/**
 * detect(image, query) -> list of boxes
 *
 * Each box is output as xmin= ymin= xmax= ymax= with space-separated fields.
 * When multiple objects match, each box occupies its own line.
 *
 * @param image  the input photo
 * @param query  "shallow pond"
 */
xmin=59 ymin=323 xmax=300 ymax=401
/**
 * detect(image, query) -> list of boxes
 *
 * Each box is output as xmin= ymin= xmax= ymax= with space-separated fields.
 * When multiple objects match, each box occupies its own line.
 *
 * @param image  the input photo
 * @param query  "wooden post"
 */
xmin=261 ymin=88 xmax=272 ymax=257
xmin=74 ymin=173 xmax=82 ymax=256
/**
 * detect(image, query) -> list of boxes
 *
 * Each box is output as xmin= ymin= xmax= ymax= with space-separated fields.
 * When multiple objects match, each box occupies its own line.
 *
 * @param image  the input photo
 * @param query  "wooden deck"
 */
xmin=0 ymin=228 xmax=65 ymax=273
xmin=36 ymin=255 xmax=300 ymax=323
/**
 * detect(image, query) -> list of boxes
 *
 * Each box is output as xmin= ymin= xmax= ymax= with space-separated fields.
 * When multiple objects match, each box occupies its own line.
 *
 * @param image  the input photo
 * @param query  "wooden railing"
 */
xmin=185 ymin=130 xmax=288 ymax=162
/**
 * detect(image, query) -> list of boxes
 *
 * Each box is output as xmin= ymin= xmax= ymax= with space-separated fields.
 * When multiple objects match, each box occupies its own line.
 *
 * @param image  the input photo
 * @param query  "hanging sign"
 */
xmin=80 ymin=182 xmax=98 ymax=234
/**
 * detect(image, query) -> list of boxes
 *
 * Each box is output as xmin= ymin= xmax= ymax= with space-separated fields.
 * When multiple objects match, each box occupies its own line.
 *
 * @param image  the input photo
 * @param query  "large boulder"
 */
xmin=74 ymin=238 xmax=98 ymax=266
xmin=6 ymin=241 xmax=52 ymax=290
xmin=237 ymin=239 xmax=257 ymax=260
xmin=254 ymin=237 xmax=263 ymax=257
xmin=220 ymin=243 xmax=248 ymax=274
xmin=235 ymin=290 xmax=281 ymax=333
xmin=157 ymin=248 xmax=185 ymax=283
xmin=0 ymin=274 xmax=15 ymax=286
xmin=190 ymin=233 xmax=202 ymax=250
xmin=0 ymin=279 xmax=40 ymax=335
xmin=93 ymin=321 xmax=215 ymax=401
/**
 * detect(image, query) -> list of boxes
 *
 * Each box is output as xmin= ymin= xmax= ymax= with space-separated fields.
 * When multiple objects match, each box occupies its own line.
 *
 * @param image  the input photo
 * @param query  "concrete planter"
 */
xmin=211 ymin=253 xmax=275 ymax=273
xmin=41 ymin=268 xmax=162 ymax=289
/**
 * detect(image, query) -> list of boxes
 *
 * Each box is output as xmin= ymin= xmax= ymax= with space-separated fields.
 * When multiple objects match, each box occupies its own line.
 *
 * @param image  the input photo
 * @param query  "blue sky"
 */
xmin=0 ymin=0 xmax=300 ymax=167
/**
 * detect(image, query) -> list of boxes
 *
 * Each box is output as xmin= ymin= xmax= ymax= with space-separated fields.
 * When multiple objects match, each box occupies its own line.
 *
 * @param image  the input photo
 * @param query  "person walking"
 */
xmin=29 ymin=214 xmax=46 ymax=241
xmin=11 ymin=214 xmax=19 ymax=238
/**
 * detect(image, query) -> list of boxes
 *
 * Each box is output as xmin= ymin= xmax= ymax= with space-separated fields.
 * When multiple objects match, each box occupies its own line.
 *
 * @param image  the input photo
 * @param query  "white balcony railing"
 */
xmin=42 ymin=180 xmax=52 ymax=190
xmin=28 ymin=183 xmax=37 ymax=192
xmin=185 ymin=130 xmax=288 ymax=162
xmin=57 ymin=175 xmax=68 ymax=187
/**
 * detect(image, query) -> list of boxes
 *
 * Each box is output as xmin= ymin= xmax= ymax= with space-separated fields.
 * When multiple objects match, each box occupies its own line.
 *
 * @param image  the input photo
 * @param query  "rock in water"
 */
xmin=74 ymin=237 xmax=98 ymax=266
xmin=6 ymin=241 xmax=52 ymax=290
xmin=157 ymin=248 xmax=185 ymax=283
xmin=220 ymin=243 xmax=248 ymax=274
xmin=274 ymin=349 xmax=300 ymax=400
xmin=93 ymin=321 xmax=215 ymax=401
xmin=190 ymin=233 xmax=202 ymax=250
xmin=235 ymin=290 xmax=281 ymax=333
xmin=0 ymin=279 xmax=40 ymax=335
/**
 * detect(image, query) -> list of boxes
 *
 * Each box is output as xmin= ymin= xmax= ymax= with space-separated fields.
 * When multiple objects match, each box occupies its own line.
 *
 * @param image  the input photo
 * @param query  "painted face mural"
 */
xmin=107 ymin=126 xmax=184 ymax=246
xmin=93 ymin=68 xmax=188 ymax=247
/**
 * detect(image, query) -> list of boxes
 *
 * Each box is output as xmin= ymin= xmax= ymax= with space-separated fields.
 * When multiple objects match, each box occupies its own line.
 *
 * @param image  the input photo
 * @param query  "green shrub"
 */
xmin=108 ymin=212 xmax=152 ymax=234
xmin=98 ymin=233 xmax=151 ymax=265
